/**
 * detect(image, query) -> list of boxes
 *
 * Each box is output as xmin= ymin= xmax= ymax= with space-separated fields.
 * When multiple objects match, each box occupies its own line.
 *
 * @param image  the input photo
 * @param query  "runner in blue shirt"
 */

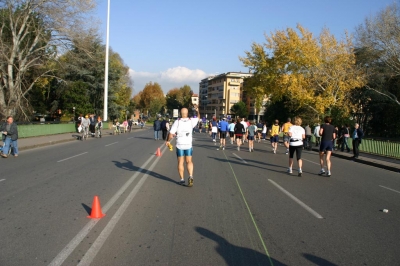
xmin=228 ymin=120 xmax=236 ymax=144
xmin=218 ymin=118 xmax=229 ymax=150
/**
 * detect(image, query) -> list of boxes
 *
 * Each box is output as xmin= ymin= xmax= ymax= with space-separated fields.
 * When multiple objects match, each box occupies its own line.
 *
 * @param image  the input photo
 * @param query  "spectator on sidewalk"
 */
xmin=153 ymin=116 xmax=161 ymax=140
xmin=1 ymin=116 xmax=19 ymax=158
xmin=89 ymin=114 xmax=96 ymax=137
xmin=161 ymin=118 xmax=168 ymax=140
xmin=340 ymin=124 xmax=351 ymax=152
xmin=352 ymin=123 xmax=364 ymax=159
xmin=314 ymin=123 xmax=321 ymax=146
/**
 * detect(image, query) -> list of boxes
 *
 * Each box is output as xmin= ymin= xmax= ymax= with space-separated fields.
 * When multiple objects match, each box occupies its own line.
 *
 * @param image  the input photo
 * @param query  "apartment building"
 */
xmin=199 ymin=72 xmax=253 ymax=119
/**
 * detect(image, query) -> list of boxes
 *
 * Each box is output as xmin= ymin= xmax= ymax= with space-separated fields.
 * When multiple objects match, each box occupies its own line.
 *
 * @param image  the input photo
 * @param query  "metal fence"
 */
xmin=358 ymin=139 xmax=400 ymax=159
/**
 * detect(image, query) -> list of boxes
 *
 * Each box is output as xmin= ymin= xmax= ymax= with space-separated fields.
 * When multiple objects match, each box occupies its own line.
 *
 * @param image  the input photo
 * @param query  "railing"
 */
xmin=307 ymin=135 xmax=400 ymax=159
xmin=358 ymin=139 xmax=400 ymax=159
xmin=17 ymin=122 xmax=109 ymax=138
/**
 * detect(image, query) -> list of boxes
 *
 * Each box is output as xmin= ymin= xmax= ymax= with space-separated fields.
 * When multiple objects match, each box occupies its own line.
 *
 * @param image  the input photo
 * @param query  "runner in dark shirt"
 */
xmin=318 ymin=116 xmax=336 ymax=177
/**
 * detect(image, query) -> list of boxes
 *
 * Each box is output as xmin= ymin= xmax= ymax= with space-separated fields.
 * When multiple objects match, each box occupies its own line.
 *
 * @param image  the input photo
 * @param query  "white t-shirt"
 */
xmin=262 ymin=125 xmax=267 ymax=134
xmin=169 ymin=117 xmax=199 ymax=150
xmin=241 ymin=121 xmax=248 ymax=130
xmin=289 ymin=125 xmax=305 ymax=146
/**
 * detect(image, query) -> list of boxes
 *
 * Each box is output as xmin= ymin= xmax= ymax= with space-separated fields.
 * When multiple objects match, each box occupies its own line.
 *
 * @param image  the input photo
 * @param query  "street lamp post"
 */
xmin=103 ymin=0 xmax=111 ymax=122
xmin=72 ymin=107 xmax=75 ymax=122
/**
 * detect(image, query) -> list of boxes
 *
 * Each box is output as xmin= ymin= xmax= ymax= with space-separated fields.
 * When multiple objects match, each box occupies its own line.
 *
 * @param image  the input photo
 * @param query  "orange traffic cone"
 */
xmin=87 ymin=195 xmax=106 ymax=219
xmin=156 ymin=147 xmax=161 ymax=157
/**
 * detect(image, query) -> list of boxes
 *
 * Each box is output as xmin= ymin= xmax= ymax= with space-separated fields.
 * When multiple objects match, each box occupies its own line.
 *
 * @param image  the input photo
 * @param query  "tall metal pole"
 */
xmin=103 ymin=0 xmax=110 ymax=121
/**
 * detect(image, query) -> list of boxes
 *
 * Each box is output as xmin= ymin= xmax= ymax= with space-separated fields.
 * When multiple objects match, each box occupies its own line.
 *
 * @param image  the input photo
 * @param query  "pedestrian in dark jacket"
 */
xmin=352 ymin=123 xmax=364 ymax=159
xmin=153 ymin=118 xmax=161 ymax=140
xmin=1 ymin=116 xmax=19 ymax=158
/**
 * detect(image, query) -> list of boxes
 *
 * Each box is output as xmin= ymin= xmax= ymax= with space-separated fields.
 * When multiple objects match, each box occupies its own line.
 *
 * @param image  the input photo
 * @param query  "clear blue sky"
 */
xmin=94 ymin=0 xmax=396 ymax=95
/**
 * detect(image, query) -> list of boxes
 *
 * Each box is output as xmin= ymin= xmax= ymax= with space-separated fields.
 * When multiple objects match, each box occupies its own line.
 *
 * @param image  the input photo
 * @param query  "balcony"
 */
xmin=229 ymin=81 xmax=240 ymax=86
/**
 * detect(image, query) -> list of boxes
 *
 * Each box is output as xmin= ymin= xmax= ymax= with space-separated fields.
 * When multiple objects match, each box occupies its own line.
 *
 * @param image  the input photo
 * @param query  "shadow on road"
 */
xmin=112 ymin=159 xmax=178 ymax=185
xmin=302 ymin=253 xmax=338 ymax=266
xmin=195 ymin=227 xmax=286 ymax=266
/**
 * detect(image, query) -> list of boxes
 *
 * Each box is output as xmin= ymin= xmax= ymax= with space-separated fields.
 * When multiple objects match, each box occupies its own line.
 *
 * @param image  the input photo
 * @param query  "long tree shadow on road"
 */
xmin=195 ymin=227 xmax=286 ymax=266
xmin=112 ymin=159 xmax=178 ymax=185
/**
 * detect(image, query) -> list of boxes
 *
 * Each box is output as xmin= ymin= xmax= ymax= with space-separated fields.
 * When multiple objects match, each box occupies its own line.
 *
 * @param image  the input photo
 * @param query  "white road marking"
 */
xmin=379 ymin=185 xmax=400 ymax=194
xmin=232 ymin=153 xmax=248 ymax=164
xmin=268 ymin=179 xmax=324 ymax=219
xmin=302 ymin=158 xmax=321 ymax=166
xmin=77 ymin=148 xmax=164 ymax=266
xmin=0 ymin=179 xmax=5 ymax=182
xmin=105 ymin=142 xmax=118 ymax=147
xmin=48 ymin=147 xmax=166 ymax=266
xmin=57 ymin=152 xmax=88 ymax=163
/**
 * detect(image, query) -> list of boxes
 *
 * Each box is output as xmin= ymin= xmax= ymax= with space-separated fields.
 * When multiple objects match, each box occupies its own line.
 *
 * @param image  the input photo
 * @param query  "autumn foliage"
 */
xmin=240 ymin=24 xmax=366 ymax=116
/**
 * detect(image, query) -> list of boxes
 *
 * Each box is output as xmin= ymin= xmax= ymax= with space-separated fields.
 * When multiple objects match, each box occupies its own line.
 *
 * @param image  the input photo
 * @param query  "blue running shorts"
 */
xmin=176 ymin=147 xmax=193 ymax=157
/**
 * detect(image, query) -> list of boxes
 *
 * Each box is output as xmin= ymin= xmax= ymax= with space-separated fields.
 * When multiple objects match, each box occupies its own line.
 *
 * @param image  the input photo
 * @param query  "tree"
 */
xmin=140 ymin=82 xmax=165 ymax=116
xmin=240 ymin=24 xmax=365 ymax=116
xmin=356 ymin=3 xmax=400 ymax=105
xmin=0 ymin=0 xmax=96 ymax=119
xmin=230 ymin=101 xmax=248 ymax=118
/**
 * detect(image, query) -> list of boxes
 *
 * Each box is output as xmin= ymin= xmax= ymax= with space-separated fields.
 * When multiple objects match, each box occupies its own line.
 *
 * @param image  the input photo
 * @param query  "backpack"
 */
xmin=161 ymin=120 xmax=167 ymax=130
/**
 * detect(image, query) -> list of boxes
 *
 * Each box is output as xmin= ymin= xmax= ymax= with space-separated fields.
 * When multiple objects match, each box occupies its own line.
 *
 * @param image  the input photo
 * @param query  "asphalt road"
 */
xmin=0 ymin=128 xmax=399 ymax=266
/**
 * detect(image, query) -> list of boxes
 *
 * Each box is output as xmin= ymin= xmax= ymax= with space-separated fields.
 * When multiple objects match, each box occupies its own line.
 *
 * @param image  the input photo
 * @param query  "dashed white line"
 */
xmin=268 ymin=179 xmax=324 ymax=219
xmin=0 ymin=179 xmax=5 ymax=182
xmin=379 ymin=185 xmax=400 ymax=194
xmin=105 ymin=142 xmax=118 ymax=147
xmin=232 ymin=153 xmax=248 ymax=164
xmin=302 ymin=158 xmax=321 ymax=166
xmin=57 ymin=152 xmax=88 ymax=163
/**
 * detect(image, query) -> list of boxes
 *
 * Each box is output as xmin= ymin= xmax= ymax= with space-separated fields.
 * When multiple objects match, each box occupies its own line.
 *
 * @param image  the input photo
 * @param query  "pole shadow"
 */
xmin=112 ymin=159 xmax=178 ymax=185
xmin=195 ymin=227 xmax=286 ymax=266
xmin=302 ymin=253 xmax=338 ymax=266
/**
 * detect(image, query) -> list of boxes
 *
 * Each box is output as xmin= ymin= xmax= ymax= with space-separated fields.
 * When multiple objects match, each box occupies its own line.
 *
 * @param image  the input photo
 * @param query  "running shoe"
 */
xmin=178 ymin=179 xmax=185 ymax=185
xmin=298 ymin=169 xmax=302 ymax=177
xmin=273 ymin=150 xmax=276 ymax=154
xmin=287 ymin=168 xmax=293 ymax=174
xmin=222 ymin=146 xmax=225 ymax=150
xmin=327 ymin=171 xmax=331 ymax=177
xmin=318 ymin=169 xmax=326 ymax=176
xmin=188 ymin=176 xmax=194 ymax=187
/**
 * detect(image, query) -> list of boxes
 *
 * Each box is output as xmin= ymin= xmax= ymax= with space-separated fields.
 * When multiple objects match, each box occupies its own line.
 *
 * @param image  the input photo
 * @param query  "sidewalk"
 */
xmin=16 ymin=128 xmax=132 ymax=151
xmin=10 ymin=132 xmax=400 ymax=173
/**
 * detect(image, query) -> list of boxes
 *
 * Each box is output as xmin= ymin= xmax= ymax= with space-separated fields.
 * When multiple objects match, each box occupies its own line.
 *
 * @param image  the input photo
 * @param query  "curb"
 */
xmin=311 ymin=148 xmax=400 ymax=173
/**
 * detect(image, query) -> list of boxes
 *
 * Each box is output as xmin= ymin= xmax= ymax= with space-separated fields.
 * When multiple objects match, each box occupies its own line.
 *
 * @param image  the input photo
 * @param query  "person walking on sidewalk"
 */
xmin=282 ymin=118 xmax=293 ymax=154
xmin=287 ymin=117 xmax=305 ymax=176
xmin=314 ymin=123 xmax=321 ymax=146
xmin=89 ymin=114 xmax=96 ymax=137
xmin=352 ymin=123 xmax=364 ymax=159
xmin=341 ymin=124 xmax=351 ymax=152
xmin=166 ymin=105 xmax=199 ymax=187
xmin=304 ymin=123 xmax=312 ymax=150
xmin=96 ymin=116 xmax=103 ymax=138
xmin=318 ymin=116 xmax=336 ymax=177
xmin=1 ymin=116 xmax=19 ymax=158
xmin=81 ymin=115 xmax=90 ymax=140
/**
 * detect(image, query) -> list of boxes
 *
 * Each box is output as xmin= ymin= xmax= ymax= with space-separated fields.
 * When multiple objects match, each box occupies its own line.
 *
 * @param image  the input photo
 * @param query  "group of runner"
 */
xmin=201 ymin=116 xmax=337 ymax=177
xmin=165 ymin=108 xmax=337 ymax=187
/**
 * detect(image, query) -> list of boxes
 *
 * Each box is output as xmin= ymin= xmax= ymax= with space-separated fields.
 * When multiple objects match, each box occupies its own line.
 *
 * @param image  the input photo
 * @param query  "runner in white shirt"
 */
xmin=287 ymin=117 xmax=305 ymax=176
xmin=166 ymin=106 xmax=199 ymax=187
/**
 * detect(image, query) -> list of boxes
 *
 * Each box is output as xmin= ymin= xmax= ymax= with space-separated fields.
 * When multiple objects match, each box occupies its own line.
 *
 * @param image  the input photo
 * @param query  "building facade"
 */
xmin=199 ymin=72 xmax=253 ymax=120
